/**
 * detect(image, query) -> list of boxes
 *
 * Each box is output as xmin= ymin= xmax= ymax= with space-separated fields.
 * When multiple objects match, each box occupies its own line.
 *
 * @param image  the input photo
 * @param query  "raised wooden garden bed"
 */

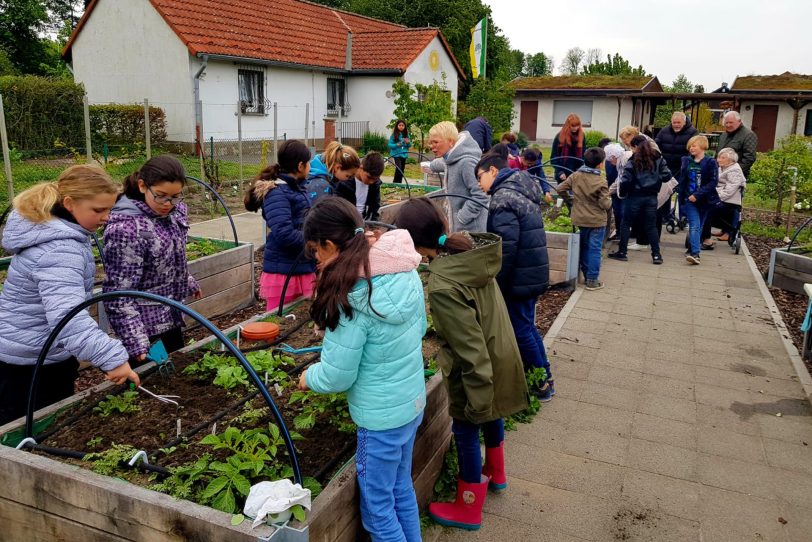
xmin=0 ymin=292 xmax=450 ymax=541
xmin=768 ymin=247 xmax=812 ymax=295
xmin=547 ymin=231 xmax=579 ymax=286
xmin=184 ymin=238 xmax=255 ymax=323
xmin=378 ymin=184 xmax=444 ymax=224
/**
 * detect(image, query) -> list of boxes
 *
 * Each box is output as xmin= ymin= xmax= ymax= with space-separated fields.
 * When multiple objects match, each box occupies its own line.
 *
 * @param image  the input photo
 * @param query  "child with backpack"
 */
xmin=395 ymin=198 xmax=529 ymax=531
xmin=475 ymin=153 xmax=554 ymax=400
xmin=0 ymin=165 xmax=139 ymax=425
xmin=304 ymin=141 xmax=360 ymax=205
xmin=244 ymin=140 xmax=315 ymax=311
xmin=335 ymin=151 xmax=385 ymax=220
xmin=556 ymin=147 xmax=612 ymax=290
xmin=103 ymin=156 xmax=201 ymax=359
xmin=299 ymin=197 xmax=426 ymax=541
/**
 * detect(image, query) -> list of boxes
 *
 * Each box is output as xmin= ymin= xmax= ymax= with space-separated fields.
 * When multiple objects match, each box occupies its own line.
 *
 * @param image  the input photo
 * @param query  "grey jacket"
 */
xmin=717 ymin=162 xmax=746 ymax=206
xmin=718 ymin=126 xmax=758 ymax=178
xmin=430 ymin=131 xmax=488 ymax=232
xmin=0 ymin=211 xmax=128 ymax=369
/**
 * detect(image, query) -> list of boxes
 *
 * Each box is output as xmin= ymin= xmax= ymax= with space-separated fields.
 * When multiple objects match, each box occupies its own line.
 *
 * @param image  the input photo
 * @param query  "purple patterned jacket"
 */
xmin=102 ymin=197 xmax=199 ymax=357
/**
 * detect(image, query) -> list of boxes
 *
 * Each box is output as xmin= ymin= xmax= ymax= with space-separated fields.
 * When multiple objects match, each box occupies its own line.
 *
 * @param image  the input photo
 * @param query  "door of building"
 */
xmin=751 ymin=105 xmax=779 ymax=152
xmin=520 ymin=101 xmax=538 ymax=141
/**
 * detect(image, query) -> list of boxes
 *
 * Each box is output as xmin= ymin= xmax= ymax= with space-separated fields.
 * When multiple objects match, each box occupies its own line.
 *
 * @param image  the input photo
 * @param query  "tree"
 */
xmin=525 ymin=52 xmax=553 ymax=77
xmin=559 ymin=47 xmax=584 ymax=75
xmin=390 ymin=77 xmax=455 ymax=152
xmin=653 ymin=73 xmax=695 ymax=128
xmin=670 ymin=74 xmax=694 ymax=93
xmin=749 ymin=135 xmax=812 ymax=223
xmin=458 ymin=78 xmax=515 ymax=134
xmin=580 ymin=52 xmax=647 ymax=76
xmin=584 ymin=48 xmax=602 ymax=67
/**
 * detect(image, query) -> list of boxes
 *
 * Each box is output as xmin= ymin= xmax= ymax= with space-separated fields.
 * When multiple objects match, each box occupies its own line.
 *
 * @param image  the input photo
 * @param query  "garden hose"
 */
xmin=186 ymin=175 xmax=240 ymax=247
xmin=787 ymin=216 xmax=812 ymax=252
xmin=24 ymin=290 xmax=302 ymax=485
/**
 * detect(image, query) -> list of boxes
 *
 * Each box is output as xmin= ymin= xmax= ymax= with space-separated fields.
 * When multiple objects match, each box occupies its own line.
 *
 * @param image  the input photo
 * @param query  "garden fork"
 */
xmin=146 ymin=340 xmax=175 ymax=379
xmin=130 ymin=383 xmax=180 ymax=407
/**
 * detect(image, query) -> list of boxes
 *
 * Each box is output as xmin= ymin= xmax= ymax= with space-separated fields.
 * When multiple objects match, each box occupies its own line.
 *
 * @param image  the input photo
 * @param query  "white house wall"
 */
xmin=739 ymin=100 xmax=812 ymax=149
xmin=345 ymin=76 xmax=399 ymax=135
xmin=513 ymin=96 xmax=635 ymax=142
xmin=70 ymin=0 xmax=193 ymax=141
xmin=404 ymin=36 xmax=460 ymax=114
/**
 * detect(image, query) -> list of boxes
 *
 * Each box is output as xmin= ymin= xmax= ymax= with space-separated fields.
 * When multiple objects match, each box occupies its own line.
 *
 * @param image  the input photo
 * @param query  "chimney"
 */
xmin=345 ymin=32 xmax=352 ymax=71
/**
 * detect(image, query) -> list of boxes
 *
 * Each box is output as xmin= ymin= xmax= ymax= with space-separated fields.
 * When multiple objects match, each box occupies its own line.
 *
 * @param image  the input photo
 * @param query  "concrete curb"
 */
xmin=544 ymin=285 xmax=584 ymax=347
xmin=740 ymin=238 xmax=812 ymax=406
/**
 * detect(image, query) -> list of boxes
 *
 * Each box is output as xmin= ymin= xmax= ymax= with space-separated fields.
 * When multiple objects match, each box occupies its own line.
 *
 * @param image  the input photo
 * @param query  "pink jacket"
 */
xmin=368 ymin=229 xmax=422 ymax=277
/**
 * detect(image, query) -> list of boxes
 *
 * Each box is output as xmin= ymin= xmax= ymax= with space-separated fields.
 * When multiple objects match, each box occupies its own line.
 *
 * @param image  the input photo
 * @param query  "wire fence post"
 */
xmin=143 ymin=98 xmax=151 ymax=160
xmin=273 ymin=102 xmax=278 ymax=164
xmin=0 ymin=93 xmax=13 ymax=201
xmin=304 ymin=103 xmax=310 ymax=149
xmin=237 ymin=101 xmax=243 ymax=182
xmin=337 ymin=105 xmax=343 ymax=144
xmin=83 ymin=94 xmax=92 ymax=163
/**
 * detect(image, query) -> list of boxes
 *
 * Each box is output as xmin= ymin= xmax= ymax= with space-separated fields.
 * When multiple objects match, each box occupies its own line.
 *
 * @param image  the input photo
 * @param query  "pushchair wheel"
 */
xmin=734 ymin=234 xmax=742 ymax=255
xmin=678 ymin=217 xmax=688 ymax=231
xmin=666 ymin=222 xmax=677 ymax=234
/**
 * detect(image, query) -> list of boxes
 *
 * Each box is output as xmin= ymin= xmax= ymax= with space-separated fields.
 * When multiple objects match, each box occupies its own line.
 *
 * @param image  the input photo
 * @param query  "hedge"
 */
xmin=0 ymin=76 xmax=85 ymax=151
xmin=90 ymin=104 xmax=167 ymax=148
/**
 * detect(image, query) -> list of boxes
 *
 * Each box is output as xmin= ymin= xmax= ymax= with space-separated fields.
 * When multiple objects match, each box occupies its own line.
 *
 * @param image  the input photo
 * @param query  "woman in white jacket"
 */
xmin=706 ymin=147 xmax=746 ymax=243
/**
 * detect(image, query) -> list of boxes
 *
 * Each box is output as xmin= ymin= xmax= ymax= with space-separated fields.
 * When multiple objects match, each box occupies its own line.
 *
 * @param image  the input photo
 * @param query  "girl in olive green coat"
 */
xmin=395 ymin=198 xmax=529 ymax=531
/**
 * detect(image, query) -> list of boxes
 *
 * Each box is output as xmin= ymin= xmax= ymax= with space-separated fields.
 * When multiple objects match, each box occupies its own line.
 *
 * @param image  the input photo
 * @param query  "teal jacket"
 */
xmin=388 ymin=134 xmax=409 ymax=159
xmin=306 ymin=232 xmax=427 ymax=431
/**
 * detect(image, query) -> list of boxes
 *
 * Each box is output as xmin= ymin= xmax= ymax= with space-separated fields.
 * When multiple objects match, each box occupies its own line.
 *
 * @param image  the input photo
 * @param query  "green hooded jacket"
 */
xmin=427 ymin=233 xmax=530 ymax=424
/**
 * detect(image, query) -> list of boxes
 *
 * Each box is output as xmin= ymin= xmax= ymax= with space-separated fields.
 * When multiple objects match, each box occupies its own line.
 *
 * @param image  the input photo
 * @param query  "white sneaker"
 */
xmin=628 ymin=243 xmax=649 ymax=251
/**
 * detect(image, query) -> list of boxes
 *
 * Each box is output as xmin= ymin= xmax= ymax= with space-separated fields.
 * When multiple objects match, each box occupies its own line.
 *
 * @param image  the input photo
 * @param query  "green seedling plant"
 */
xmin=213 ymin=365 xmax=249 ymax=390
xmin=86 ymin=436 xmax=103 ymax=449
xmin=288 ymin=390 xmax=355 ymax=433
xmin=93 ymin=391 xmax=140 ymax=417
xmin=83 ymin=444 xmax=139 ymax=476
xmin=151 ymin=454 xmax=212 ymax=500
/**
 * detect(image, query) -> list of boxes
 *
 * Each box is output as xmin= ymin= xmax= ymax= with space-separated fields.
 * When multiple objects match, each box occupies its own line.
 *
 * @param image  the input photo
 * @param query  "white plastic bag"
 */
xmin=244 ymin=480 xmax=312 ymax=528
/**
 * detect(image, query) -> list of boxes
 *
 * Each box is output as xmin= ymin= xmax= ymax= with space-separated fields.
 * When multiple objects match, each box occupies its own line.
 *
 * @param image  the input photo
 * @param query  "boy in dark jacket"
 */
xmin=557 ymin=147 xmax=612 ymax=290
xmin=463 ymin=116 xmax=493 ymax=153
xmin=335 ymin=152 xmax=385 ymax=220
xmin=476 ymin=153 xmax=554 ymax=401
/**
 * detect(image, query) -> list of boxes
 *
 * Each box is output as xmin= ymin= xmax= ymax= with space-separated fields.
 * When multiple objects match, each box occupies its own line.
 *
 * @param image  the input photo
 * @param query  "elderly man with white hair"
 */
xmin=655 ymin=111 xmax=698 ymax=178
xmin=717 ymin=111 xmax=758 ymax=178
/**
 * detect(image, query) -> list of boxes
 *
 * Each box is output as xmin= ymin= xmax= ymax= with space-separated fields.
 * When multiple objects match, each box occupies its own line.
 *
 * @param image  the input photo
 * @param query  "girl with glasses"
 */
xmin=103 ymin=155 xmax=201 ymax=362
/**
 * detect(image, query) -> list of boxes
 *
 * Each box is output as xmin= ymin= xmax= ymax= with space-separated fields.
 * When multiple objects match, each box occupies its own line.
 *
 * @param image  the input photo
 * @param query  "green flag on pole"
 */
xmin=469 ymin=18 xmax=487 ymax=79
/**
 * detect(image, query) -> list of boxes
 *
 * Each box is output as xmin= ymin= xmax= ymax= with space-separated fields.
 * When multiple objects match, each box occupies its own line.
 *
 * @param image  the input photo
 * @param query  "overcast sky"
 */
xmin=485 ymin=0 xmax=812 ymax=90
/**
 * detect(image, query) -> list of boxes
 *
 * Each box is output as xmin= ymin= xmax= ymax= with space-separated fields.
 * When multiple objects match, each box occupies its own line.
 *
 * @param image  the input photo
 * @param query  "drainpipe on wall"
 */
xmin=615 ymin=97 xmax=622 ymax=138
xmin=193 ymin=55 xmax=209 ymax=156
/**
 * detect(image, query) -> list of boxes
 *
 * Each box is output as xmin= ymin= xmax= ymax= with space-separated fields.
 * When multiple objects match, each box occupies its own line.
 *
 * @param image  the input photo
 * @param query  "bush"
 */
xmin=584 ymin=130 xmax=608 ymax=149
xmin=457 ymin=78 xmax=515 ymax=135
xmin=749 ymin=135 xmax=812 ymax=221
xmin=517 ymin=132 xmax=529 ymax=148
xmin=360 ymin=131 xmax=388 ymax=154
xmin=0 ymin=75 xmax=84 ymax=150
xmin=90 ymin=104 xmax=167 ymax=148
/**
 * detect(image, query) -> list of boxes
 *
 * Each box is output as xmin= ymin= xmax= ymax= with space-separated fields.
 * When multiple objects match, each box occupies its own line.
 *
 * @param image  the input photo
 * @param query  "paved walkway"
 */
xmin=427 ymin=236 xmax=812 ymax=542
xmin=189 ymin=211 xmax=266 ymax=248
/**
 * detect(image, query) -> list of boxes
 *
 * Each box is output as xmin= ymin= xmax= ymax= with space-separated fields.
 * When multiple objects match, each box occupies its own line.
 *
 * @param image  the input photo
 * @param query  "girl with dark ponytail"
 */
xmin=394 ymin=197 xmax=529 ymax=531
xmin=299 ymin=197 xmax=426 ymax=541
xmin=244 ymin=139 xmax=316 ymax=311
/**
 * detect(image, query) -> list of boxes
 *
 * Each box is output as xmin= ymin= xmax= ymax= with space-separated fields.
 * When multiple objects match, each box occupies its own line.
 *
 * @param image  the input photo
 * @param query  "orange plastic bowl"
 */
xmin=240 ymin=322 xmax=280 ymax=342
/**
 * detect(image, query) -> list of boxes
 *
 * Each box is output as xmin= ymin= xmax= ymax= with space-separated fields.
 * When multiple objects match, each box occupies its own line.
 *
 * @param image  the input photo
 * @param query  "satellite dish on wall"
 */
xmin=385 ymin=90 xmax=393 ymax=98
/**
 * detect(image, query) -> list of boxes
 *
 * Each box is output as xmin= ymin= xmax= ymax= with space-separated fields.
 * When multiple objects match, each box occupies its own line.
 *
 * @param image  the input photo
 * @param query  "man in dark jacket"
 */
xmin=463 ymin=116 xmax=493 ymax=153
xmin=718 ymin=111 xmax=758 ymax=178
xmin=476 ymin=153 xmax=554 ymax=400
xmin=655 ymin=112 xmax=698 ymax=178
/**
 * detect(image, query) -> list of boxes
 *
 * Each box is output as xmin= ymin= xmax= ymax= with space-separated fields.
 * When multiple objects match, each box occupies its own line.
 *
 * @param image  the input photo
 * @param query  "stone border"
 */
xmin=543 ymin=285 xmax=584 ymax=348
xmin=741 ymin=239 xmax=812 ymax=405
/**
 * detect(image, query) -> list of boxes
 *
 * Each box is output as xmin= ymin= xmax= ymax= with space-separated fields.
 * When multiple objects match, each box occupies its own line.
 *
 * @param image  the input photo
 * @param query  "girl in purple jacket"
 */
xmin=102 ymin=156 xmax=201 ymax=361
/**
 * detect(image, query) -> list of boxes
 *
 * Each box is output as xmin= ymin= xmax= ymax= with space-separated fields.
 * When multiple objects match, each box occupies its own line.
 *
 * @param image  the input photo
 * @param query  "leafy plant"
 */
xmin=151 ymin=455 xmax=212 ymax=500
xmin=186 ymin=238 xmax=231 ymax=261
xmin=86 ymin=436 xmax=103 ymax=449
xmin=83 ymin=444 xmax=139 ymax=476
xmin=159 ymin=446 xmax=178 ymax=457
xmin=432 ymin=438 xmax=459 ymax=502
xmin=200 ymin=456 xmax=253 ymax=513
xmin=457 ymin=78 xmax=515 ymax=134
xmin=584 ymin=130 xmax=608 ymax=149
xmin=360 ymin=132 xmax=389 ymax=154
xmin=749 ymin=135 xmax=812 ymax=223
xmin=93 ymin=391 xmax=140 ymax=417
xmin=213 ymin=365 xmax=249 ymax=390
xmin=390 ymin=76 xmax=454 ymax=152
xmin=288 ymin=390 xmax=355 ymax=433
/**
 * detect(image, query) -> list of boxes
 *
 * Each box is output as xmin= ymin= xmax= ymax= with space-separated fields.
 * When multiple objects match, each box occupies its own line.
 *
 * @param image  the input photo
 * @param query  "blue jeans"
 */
xmin=579 ymin=226 xmax=605 ymax=281
xmin=505 ymin=297 xmax=550 ymax=378
xmin=357 ymin=412 xmax=424 ymax=542
xmin=452 ymin=418 xmax=504 ymax=484
xmin=619 ymin=195 xmax=660 ymax=256
xmin=683 ymin=201 xmax=709 ymax=256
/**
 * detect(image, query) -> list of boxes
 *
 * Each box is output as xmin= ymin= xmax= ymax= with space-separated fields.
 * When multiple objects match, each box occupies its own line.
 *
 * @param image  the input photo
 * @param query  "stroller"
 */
xmin=664 ymin=196 xmax=688 ymax=234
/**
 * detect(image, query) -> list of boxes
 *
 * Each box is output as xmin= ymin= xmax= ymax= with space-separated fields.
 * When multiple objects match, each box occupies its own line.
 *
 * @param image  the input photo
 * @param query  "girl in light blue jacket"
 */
xmin=0 ymin=165 xmax=140 ymax=425
xmin=299 ymin=197 xmax=425 ymax=542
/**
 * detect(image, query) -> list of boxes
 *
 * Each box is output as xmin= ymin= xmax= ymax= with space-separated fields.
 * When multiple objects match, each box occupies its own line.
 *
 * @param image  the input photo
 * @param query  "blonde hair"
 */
xmin=13 ymin=164 xmax=119 ymax=224
xmin=686 ymin=135 xmax=709 ymax=151
xmin=322 ymin=141 xmax=360 ymax=174
xmin=429 ymin=121 xmax=459 ymax=142
xmin=618 ymin=125 xmax=640 ymax=141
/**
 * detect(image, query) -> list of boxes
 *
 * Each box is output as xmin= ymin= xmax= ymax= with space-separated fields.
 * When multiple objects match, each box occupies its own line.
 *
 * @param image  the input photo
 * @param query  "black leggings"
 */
xmin=392 ymin=157 xmax=407 ymax=184
xmin=0 ymin=357 xmax=79 ymax=426
xmin=131 ymin=327 xmax=185 ymax=367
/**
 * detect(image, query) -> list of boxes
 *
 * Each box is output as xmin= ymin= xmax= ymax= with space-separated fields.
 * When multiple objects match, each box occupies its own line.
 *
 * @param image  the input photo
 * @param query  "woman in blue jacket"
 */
xmin=300 ymin=197 xmax=426 ymax=541
xmin=388 ymin=119 xmax=410 ymax=184
xmin=0 ymin=165 xmax=139 ymax=424
xmin=678 ymin=135 xmax=719 ymax=264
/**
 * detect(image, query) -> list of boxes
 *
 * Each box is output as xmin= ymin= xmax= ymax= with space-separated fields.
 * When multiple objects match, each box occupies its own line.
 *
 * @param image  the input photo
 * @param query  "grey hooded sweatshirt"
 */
xmin=430 ymin=131 xmax=489 ymax=232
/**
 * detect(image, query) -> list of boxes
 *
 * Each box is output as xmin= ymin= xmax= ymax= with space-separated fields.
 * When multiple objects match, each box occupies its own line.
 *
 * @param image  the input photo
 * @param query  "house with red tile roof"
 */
xmin=63 ymin=0 xmax=464 ymax=144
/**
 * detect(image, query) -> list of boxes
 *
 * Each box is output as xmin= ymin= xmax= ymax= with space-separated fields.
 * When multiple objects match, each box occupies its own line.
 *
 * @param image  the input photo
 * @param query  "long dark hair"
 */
xmin=630 ymin=135 xmax=656 ymax=171
xmin=392 ymin=119 xmax=409 ymax=141
xmin=244 ymin=139 xmax=311 ymax=212
xmin=123 ymin=155 xmax=186 ymax=201
xmin=394 ymin=198 xmax=472 ymax=255
xmin=304 ymin=198 xmax=374 ymax=332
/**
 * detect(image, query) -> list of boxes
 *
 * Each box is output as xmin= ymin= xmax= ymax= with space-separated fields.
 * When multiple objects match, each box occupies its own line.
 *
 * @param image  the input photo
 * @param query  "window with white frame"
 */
xmin=238 ymin=67 xmax=265 ymax=115
xmin=327 ymin=78 xmax=349 ymax=115
xmin=552 ymin=100 xmax=593 ymax=126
